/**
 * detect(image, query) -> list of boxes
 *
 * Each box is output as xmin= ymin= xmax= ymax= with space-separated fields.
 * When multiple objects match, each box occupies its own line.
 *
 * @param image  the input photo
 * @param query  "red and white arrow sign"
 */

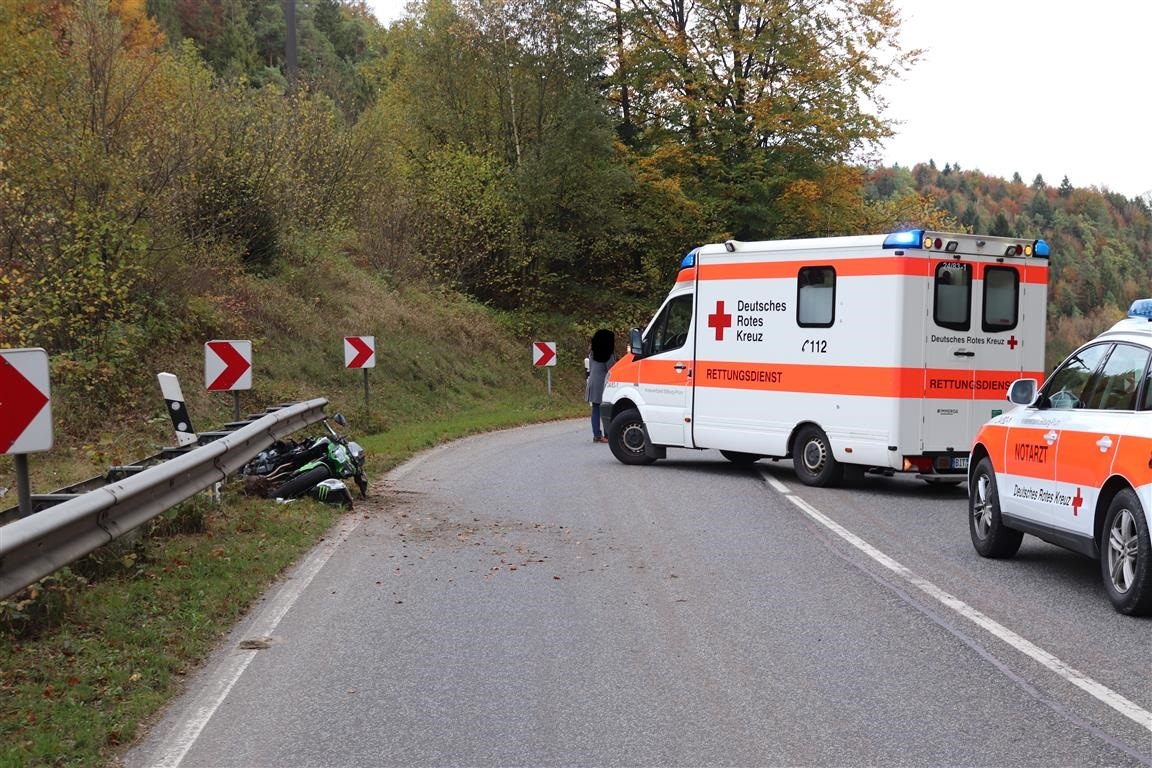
xmin=0 ymin=348 xmax=53 ymax=454
xmin=344 ymin=336 xmax=376 ymax=369
xmin=205 ymin=340 xmax=252 ymax=391
xmin=532 ymin=341 xmax=557 ymax=367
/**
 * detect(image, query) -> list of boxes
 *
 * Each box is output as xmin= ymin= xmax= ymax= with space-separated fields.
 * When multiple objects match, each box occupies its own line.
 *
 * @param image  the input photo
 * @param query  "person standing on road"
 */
xmin=586 ymin=329 xmax=618 ymax=443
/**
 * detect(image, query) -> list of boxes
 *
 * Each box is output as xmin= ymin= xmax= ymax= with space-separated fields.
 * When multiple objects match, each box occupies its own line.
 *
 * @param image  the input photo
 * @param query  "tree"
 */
xmin=611 ymin=0 xmax=921 ymax=239
xmin=1059 ymin=174 xmax=1074 ymax=198
xmin=990 ymin=211 xmax=1011 ymax=237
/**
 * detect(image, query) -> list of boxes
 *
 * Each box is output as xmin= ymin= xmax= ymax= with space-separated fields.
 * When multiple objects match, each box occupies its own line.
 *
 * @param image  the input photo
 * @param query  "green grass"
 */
xmin=0 ymin=495 xmax=341 ymax=767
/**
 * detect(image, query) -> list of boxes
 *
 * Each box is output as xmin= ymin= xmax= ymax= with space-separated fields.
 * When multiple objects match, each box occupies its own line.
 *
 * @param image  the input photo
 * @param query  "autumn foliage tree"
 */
xmin=0 ymin=0 xmax=371 ymax=432
xmin=605 ymin=0 xmax=921 ymax=239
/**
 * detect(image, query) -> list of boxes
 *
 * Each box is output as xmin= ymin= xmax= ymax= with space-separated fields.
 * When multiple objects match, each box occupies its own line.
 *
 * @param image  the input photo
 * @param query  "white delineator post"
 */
xmin=158 ymin=372 xmax=198 ymax=447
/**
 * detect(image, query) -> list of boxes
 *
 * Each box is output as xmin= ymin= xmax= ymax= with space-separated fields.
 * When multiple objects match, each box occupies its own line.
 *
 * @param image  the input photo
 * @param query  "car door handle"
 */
xmin=1096 ymin=435 xmax=1113 ymax=452
xmin=954 ymin=350 xmax=976 ymax=357
xmin=674 ymin=363 xmax=687 ymax=373
xmin=1044 ymin=430 xmax=1058 ymax=444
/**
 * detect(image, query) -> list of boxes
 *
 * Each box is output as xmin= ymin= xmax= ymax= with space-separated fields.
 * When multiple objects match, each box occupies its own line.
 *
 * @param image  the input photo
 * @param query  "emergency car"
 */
xmin=969 ymin=300 xmax=1152 ymax=616
xmin=602 ymin=229 xmax=1049 ymax=487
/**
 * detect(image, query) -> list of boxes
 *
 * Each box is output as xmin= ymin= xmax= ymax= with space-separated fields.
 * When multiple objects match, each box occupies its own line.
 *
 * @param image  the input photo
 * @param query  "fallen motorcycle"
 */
xmin=258 ymin=415 xmax=368 ymax=508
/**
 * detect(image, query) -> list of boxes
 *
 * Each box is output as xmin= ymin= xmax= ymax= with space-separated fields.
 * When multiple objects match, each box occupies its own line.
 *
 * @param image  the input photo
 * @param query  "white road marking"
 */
xmin=148 ymin=516 xmax=364 ymax=768
xmin=764 ymin=474 xmax=791 ymax=494
xmin=766 ymin=472 xmax=1152 ymax=734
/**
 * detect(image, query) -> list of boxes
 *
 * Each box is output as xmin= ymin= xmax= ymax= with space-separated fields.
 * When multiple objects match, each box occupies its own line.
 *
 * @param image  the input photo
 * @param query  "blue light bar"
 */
xmin=883 ymin=229 xmax=924 ymax=249
xmin=1033 ymin=240 xmax=1050 ymax=258
xmin=680 ymin=249 xmax=697 ymax=269
xmin=1128 ymin=298 xmax=1152 ymax=318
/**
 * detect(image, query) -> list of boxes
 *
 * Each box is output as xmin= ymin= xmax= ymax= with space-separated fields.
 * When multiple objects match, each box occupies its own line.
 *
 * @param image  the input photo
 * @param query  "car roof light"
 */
xmin=882 ymin=229 xmax=924 ymax=249
xmin=1127 ymin=298 xmax=1152 ymax=319
xmin=680 ymin=249 xmax=697 ymax=269
xmin=1033 ymin=240 xmax=1050 ymax=257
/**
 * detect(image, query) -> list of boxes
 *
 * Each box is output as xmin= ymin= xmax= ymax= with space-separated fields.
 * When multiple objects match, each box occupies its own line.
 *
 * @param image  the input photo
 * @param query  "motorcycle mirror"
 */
xmin=333 ymin=412 xmax=347 ymax=428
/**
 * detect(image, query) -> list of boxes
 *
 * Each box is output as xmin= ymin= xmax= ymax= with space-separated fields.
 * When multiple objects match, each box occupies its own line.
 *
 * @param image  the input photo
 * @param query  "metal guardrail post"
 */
xmin=0 ymin=398 xmax=328 ymax=600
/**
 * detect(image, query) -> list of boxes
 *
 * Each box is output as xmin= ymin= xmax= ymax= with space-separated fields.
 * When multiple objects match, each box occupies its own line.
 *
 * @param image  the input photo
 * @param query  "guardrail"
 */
xmin=0 ymin=398 xmax=329 ymax=600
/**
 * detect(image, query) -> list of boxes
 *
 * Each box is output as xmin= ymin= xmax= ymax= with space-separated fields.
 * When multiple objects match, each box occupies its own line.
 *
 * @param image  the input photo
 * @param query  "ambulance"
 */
xmin=601 ymin=229 xmax=1050 ymax=486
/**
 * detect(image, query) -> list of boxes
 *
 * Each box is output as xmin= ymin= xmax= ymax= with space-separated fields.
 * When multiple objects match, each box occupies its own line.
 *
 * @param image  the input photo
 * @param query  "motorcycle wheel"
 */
xmin=270 ymin=465 xmax=333 ymax=500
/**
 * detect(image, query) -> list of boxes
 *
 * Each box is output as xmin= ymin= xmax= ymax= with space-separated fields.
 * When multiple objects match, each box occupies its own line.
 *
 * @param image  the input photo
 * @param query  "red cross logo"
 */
xmin=708 ymin=300 xmax=732 ymax=341
xmin=1008 ymin=335 xmax=1018 ymax=350
xmin=1071 ymin=487 xmax=1083 ymax=516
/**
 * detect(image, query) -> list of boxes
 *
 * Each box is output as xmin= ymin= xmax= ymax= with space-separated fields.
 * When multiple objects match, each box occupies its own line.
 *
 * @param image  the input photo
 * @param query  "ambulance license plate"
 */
xmin=951 ymin=457 xmax=969 ymax=470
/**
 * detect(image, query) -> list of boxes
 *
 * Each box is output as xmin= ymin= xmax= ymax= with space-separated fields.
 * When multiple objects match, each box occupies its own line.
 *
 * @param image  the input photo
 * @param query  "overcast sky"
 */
xmin=364 ymin=0 xmax=1152 ymax=199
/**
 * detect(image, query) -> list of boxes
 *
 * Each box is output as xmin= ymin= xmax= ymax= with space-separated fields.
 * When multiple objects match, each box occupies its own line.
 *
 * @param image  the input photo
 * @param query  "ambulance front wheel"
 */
xmin=608 ymin=408 xmax=656 ymax=466
xmin=792 ymin=425 xmax=843 ymax=487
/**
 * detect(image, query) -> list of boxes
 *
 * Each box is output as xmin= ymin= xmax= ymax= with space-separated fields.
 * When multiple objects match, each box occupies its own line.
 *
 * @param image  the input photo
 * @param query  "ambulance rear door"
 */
xmin=922 ymin=240 xmax=1044 ymax=462
xmin=923 ymin=257 xmax=978 ymax=458
xmin=969 ymin=257 xmax=1036 ymax=436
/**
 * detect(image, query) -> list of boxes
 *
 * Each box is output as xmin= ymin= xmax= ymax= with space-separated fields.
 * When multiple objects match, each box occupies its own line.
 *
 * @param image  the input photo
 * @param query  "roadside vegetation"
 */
xmin=1 ymin=0 xmax=1149 ymax=765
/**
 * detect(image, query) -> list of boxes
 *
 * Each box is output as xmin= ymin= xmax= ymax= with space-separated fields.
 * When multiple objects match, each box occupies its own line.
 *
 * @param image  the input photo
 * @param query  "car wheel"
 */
xmin=968 ymin=457 xmax=1023 ymax=558
xmin=792 ymin=425 xmax=842 ymax=487
xmin=720 ymin=450 xmax=761 ymax=465
xmin=1100 ymin=489 xmax=1152 ymax=616
xmin=608 ymin=408 xmax=656 ymax=466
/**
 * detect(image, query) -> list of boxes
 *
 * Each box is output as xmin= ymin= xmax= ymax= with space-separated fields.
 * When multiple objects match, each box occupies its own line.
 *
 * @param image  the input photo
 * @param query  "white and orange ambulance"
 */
xmin=969 ymin=300 xmax=1152 ymax=616
xmin=602 ymin=229 xmax=1050 ymax=486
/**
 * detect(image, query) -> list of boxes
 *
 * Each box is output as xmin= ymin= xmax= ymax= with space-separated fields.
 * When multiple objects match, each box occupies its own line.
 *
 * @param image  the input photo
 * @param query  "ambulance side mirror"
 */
xmin=1007 ymin=378 xmax=1038 ymax=405
xmin=629 ymin=328 xmax=644 ymax=356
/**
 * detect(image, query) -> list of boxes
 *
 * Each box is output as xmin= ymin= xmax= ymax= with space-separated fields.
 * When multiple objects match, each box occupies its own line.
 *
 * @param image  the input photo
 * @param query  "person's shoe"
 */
xmin=594 ymin=437 xmax=609 ymax=443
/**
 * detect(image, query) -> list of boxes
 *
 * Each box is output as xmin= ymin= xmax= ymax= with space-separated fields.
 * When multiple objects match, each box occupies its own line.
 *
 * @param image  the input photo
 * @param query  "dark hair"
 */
xmin=591 ymin=329 xmax=614 ymax=363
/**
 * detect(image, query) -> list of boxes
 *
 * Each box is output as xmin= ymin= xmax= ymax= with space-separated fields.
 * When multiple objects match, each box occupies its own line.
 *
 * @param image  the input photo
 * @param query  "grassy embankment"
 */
xmin=0 ymin=247 xmax=603 ymax=767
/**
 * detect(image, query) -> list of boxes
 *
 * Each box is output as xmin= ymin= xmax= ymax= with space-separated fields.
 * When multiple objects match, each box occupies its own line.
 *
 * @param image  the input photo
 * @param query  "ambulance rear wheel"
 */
xmin=720 ymin=450 xmax=761 ymax=465
xmin=792 ymin=425 xmax=843 ymax=487
xmin=608 ymin=408 xmax=656 ymax=466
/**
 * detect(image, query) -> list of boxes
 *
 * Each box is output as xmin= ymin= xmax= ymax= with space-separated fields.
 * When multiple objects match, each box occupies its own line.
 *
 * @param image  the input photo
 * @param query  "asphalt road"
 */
xmin=123 ymin=419 xmax=1152 ymax=767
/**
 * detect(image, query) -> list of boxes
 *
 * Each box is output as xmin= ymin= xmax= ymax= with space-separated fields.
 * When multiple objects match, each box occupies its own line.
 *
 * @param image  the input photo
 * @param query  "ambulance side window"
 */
xmin=982 ymin=267 xmax=1019 ymax=332
xmin=1040 ymin=343 xmax=1110 ymax=410
xmin=646 ymin=294 xmax=693 ymax=355
xmin=797 ymin=266 xmax=835 ymax=327
xmin=933 ymin=263 xmax=972 ymax=332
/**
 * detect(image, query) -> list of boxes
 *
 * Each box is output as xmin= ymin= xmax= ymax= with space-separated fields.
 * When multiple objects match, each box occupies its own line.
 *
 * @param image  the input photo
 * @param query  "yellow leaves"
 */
xmin=108 ymin=0 xmax=165 ymax=52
